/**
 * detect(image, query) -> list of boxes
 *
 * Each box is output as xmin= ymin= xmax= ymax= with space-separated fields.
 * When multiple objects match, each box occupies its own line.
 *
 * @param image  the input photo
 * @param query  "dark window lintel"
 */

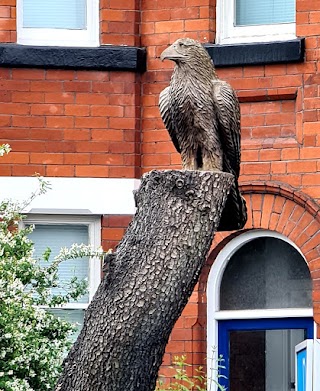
xmin=0 ymin=44 xmax=147 ymax=72
xmin=204 ymin=38 xmax=305 ymax=67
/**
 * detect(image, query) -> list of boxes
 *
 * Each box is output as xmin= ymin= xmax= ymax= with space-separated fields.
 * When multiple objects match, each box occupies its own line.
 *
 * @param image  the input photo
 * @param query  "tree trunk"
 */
xmin=55 ymin=169 xmax=233 ymax=391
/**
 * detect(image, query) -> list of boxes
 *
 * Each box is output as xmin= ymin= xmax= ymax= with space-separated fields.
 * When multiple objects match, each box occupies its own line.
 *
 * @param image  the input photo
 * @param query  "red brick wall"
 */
xmin=1 ymin=0 xmax=320 ymax=382
xmin=101 ymin=214 xmax=133 ymax=251
xmin=0 ymin=0 xmax=15 ymax=43
xmin=0 ymin=69 xmax=141 ymax=178
xmin=0 ymin=1 xmax=142 ymax=179
xmin=0 ymin=3 xmax=319 ymax=191
xmin=100 ymin=0 xmax=140 ymax=46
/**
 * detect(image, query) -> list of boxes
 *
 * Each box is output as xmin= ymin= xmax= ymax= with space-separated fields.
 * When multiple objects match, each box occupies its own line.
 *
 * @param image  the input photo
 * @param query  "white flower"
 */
xmin=0 ymin=143 xmax=11 ymax=156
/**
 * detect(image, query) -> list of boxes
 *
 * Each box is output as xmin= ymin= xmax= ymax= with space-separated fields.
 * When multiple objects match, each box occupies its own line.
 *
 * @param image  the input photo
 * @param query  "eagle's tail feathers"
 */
xmin=217 ymin=180 xmax=247 ymax=232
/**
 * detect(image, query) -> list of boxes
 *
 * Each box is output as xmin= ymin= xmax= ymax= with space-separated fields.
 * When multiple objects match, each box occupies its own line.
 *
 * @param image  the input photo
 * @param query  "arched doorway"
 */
xmin=207 ymin=229 xmax=313 ymax=391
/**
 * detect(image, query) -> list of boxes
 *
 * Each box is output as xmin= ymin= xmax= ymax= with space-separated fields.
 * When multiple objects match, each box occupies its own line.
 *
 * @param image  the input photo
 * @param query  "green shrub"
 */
xmin=0 ymin=146 xmax=103 ymax=391
xmin=155 ymin=355 xmax=227 ymax=391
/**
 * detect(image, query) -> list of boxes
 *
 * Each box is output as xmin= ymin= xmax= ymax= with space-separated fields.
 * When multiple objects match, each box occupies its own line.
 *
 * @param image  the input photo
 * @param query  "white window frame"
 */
xmin=207 ymin=229 xmax=314 ymax=389
xmin=23 ymin=214 xmax=102 ymax=310
xmin=216 ymin=0 xmax=296 ymax=44
xmin=16 ymin=0 xmax=99 ymax=47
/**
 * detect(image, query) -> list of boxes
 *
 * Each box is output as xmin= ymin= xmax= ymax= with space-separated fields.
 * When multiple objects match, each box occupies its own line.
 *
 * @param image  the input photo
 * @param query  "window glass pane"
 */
xmin=229 ymin=329 xmax=305 ymax=391
xmin=23 ymin=0 xmax=87 ymax=30
xmin=49 ymin=309 xmax=84 ymax=343
xmin=29 ymin=224 xmax=89 ymax=303
xmin=220 ymin=237 xmax=312 ymax=310
xmin=235 ymin=0 xmax=295 ymax=26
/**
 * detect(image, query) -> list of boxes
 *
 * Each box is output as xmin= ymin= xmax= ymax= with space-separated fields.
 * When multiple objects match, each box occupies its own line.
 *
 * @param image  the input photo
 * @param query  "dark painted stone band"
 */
xmin=0 ymin=44 xmax=147 ymax=72
xmin=0 ymin=38 xmax=304 ymax=71
xmin=205 ymin=38 xmax=305 ymax=67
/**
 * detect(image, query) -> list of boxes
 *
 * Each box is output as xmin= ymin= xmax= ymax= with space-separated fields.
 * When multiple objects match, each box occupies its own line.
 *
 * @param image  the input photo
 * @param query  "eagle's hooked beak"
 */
xmin=160 ymin=44 xmax=183 ymax=62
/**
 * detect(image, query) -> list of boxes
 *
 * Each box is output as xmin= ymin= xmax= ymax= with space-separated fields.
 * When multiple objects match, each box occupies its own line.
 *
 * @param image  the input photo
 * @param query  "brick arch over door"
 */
xmin=198 ymin=181 xmax=320 ymax=327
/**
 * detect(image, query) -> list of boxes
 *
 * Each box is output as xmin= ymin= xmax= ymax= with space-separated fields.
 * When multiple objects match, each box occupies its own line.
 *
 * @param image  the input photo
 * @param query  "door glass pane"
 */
xmin=23 ymin=0 xmax=87 ymax=29
xmin=235 ymin=0 xmax=295 ymax=26
xmin=220 ymin=237 xmax=312 ymax=310
xmin=29 ymin=224 xmax=89 ymax=303
xmin=229 ymin=329 xmax=305 ymax=391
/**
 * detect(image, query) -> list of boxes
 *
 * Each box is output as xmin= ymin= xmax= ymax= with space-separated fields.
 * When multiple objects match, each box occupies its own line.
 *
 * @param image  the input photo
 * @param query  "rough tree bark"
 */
xmin=55 ymin=169 xmax=233 ymax=391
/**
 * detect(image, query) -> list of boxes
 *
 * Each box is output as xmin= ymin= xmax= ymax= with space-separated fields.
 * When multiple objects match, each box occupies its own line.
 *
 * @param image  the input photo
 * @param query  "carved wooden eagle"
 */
xmin=159 ymin=38 xmax=247 ymax=231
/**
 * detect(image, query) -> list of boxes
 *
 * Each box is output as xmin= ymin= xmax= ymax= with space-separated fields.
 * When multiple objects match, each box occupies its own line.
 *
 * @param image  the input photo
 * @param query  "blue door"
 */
xmin=218 ymin=318 xmax=314 ymax=391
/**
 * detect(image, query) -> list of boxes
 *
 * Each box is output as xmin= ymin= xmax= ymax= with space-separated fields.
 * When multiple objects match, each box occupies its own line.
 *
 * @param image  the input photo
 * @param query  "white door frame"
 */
xmin=206 ymin=229 xmax=314 ymax=388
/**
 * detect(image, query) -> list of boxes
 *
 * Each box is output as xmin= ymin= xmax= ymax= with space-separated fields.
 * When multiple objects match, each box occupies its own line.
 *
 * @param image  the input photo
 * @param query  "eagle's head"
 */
xmin=160 ymin=38 xmax=209 ymax=64
xmin=160 ymin=38 xmax=215 ymax=77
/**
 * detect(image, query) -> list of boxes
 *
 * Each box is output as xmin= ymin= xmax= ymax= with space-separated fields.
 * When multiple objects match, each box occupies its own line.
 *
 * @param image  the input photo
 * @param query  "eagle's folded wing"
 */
xmin=159 ymin=86 xmax=181 ymax=153
xmin=212 ymin=80 xmax=241 ymax=178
